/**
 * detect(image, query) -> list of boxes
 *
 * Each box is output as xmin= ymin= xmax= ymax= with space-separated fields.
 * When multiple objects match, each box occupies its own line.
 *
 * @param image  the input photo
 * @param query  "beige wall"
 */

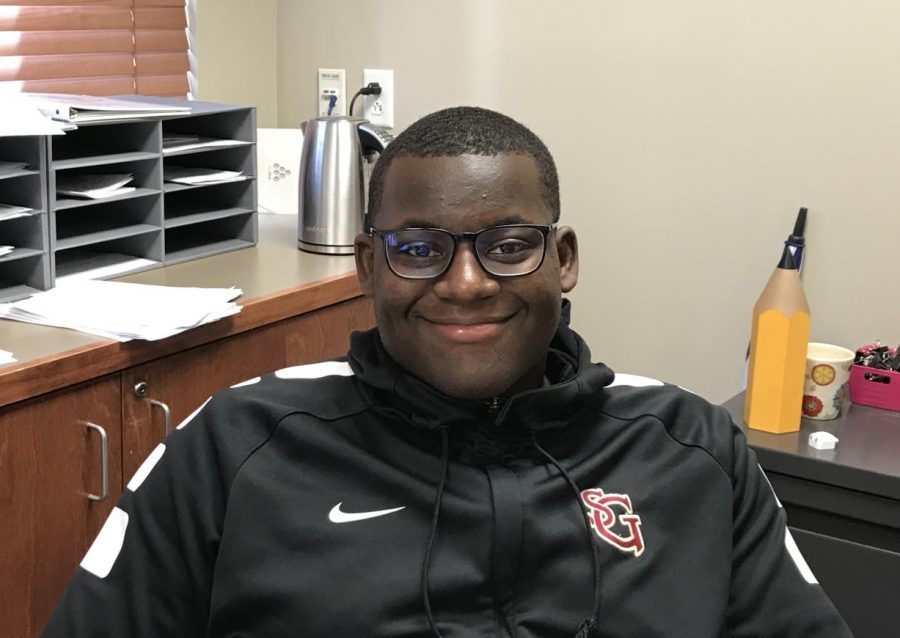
xmin=196 ymin=0 xmax=279 ymax=127
xmin=209 ymin=1 xmax=900 ymax=402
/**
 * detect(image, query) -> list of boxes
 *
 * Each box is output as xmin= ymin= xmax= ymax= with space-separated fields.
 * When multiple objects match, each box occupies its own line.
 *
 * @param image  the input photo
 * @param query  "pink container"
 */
xmin=849 ymin=364 xmax=900 ymax=412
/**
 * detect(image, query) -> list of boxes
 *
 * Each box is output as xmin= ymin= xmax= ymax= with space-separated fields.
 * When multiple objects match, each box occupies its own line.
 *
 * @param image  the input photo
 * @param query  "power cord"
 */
xmin=348 ymin=82 xmax=382 ymax=117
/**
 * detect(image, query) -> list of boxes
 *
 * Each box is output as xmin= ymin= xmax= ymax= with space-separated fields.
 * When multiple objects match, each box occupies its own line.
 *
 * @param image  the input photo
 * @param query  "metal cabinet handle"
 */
xmin=134 ymin=381 xmax=172 ymax=438
xmin=146 ymin=398 xmax=172 ymax=437
xmin=85 ymin=422 xmax=109 ymax=502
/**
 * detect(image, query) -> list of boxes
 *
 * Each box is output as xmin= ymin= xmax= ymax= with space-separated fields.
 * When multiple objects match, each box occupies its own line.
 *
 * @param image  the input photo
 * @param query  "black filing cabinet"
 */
xmin=722 ymin=394 xmax=900 ymax=638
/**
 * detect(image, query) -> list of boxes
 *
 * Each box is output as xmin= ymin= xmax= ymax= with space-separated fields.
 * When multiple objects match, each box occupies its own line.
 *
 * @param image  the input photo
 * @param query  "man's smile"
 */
xmin=421 ymin=314 xmax=514 ymax=343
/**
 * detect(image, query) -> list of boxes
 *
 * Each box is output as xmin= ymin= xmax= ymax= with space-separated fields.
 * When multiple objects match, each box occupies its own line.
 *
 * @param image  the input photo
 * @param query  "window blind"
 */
xmin=0 ymin=0 xmax=189 ymax=97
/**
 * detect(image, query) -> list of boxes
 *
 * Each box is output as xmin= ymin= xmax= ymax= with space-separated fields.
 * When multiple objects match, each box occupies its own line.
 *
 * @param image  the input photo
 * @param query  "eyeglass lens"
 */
xmin=383 ymin=226 xmax=548 ymax=279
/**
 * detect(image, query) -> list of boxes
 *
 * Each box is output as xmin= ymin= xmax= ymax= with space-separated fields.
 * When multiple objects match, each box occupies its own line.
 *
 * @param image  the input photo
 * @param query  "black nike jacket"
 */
xmin=42 ymin=312 xmax=853 ymax=637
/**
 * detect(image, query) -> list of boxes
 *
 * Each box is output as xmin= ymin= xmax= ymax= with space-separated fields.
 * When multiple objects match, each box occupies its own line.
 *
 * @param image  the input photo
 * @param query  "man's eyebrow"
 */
xmin=392 ymin=214 xmax=535 ymax=229
xmin=490 ymin=215 xmax=533 ymax=226
xmin=395 ymin=218 xmax=439 ymax=228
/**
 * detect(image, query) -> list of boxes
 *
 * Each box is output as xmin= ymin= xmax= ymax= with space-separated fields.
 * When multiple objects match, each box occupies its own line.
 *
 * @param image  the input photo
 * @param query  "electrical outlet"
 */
xmin=362 ymin=68 xmax=394 ymax=128
xmin=317 ymin=68 xmax=346 ymax=116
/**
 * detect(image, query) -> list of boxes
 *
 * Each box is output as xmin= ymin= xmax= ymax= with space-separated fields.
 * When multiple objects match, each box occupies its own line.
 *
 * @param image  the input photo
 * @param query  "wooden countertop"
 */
xmin=0 ymin=215 xmax=364 ymax=408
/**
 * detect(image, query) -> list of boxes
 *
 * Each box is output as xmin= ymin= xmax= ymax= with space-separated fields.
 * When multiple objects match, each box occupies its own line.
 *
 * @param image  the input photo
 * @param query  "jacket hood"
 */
xmin=347 ymin=299 xmax=615 ymax=433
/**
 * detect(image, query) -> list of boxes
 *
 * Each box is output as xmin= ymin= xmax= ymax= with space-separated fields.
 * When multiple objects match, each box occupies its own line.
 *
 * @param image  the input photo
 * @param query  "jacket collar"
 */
xmin=347 ymin=300 xmax=615 ymax=433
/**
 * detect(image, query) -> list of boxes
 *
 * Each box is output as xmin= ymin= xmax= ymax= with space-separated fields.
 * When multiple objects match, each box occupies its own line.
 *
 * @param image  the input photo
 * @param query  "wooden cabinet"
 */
xmin=1 ymin=290 xmax=373 ymax=638
xmin=121 ymin=295 xmax=373 ymax=480
xmin=0 ymin=225 xmax=374 ymax=638
xmin=122 ymin=321 xmax=288 ymax=479
xmin=0 ymin=376 xmax=122 ymax=638
xmin=283 ymin=295 xmax=373 ymax=363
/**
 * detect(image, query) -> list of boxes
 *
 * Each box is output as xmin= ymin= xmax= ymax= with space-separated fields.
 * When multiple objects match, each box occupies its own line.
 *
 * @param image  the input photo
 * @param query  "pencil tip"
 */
xmin=778 ymin=245 xmax=798 ymax=270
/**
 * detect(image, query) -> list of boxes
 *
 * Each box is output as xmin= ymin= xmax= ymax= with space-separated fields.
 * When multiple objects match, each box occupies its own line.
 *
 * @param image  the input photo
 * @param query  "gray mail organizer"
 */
xmin=0 ymin=100 xmax=257 ymax=301
xmin=0 ymin=136 xmax=49 ymax=301
xmin=160 ymin=104 xmax=257 ymax=262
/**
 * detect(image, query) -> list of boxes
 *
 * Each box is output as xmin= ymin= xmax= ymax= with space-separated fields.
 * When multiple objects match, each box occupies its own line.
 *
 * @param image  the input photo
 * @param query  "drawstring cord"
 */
xmin=422 ymin=426 xmax=450 ymax=638
xmin=420 ymin=427 xmax=599 ymax=637
xmin=531 ymin=433 xmax=601 ymax=637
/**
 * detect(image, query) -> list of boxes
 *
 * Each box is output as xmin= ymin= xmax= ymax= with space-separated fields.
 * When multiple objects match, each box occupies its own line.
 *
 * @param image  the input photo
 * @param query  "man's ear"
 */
xmin=555 ymin=226 xmax=579 ymax=293
xmin=354 ymin=233 xmax=375 ymax=296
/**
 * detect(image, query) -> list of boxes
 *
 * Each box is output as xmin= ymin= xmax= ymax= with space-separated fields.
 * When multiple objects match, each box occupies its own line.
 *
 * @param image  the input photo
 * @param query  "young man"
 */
xmin=43 ymin=107 xmax=852 ymax=637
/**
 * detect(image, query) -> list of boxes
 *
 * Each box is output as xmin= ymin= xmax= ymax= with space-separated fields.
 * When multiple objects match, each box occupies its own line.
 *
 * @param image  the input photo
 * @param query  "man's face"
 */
xmin=355 ymin=153 xmax=578 ymax=400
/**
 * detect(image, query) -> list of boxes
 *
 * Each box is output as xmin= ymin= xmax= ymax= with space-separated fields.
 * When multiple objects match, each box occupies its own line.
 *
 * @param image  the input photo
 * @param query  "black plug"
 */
xmin=360 ymin=82 xmax=382 ymax=96
xmin=348 ymin=83 xmax=382 ymax=116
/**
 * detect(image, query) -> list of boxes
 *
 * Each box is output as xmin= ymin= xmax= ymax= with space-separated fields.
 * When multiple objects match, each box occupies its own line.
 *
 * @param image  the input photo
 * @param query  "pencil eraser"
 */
xmin=808 ymin=431 xmax=839 ymax=450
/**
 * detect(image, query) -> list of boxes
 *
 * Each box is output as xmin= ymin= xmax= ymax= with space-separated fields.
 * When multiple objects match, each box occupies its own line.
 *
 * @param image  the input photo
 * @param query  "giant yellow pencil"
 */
xmin=744 ymin=246 xmax=811 ymax=433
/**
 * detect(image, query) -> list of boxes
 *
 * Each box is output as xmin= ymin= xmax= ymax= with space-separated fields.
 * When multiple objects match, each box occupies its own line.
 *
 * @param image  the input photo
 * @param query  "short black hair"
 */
xmin=366 ymin=106 xmax=559 ymax=229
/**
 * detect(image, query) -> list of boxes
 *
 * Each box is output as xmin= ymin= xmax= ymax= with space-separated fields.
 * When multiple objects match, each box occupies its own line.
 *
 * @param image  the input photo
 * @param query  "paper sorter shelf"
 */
xmin=3 ymin=100 xmax=256 ymax=289
xmin=163 ymin=176 xmax=250 ymax=194
xmin=164 ymin=207 xmax=255 ymax=229
xmin=0 ymin=160 xmax=29 ymax=174
xmin=54 ymin=187 xmax=160 ymax=210
xmin=0 ymin=247 xmax=44 ymax=263
xmin=55 ymin=223 xmax=159 ymax=250
xmin=52 ymin=151 xmax=159 ymax=170
xmin=54 ymin=250 xmax=159 ymax=283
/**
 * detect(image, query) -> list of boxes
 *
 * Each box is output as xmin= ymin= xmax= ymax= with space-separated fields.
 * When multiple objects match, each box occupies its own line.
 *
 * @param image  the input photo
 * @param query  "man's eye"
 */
xmin=399 ymin=241 xmax=441 ymax=258
xmin=486 ymin=239 xmax=533 ymax=258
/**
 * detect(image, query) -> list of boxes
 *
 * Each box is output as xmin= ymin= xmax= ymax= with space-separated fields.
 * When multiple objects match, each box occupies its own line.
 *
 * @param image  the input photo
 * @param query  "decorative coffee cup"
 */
xmin=801 ymin=342 xmax=855 ymax=420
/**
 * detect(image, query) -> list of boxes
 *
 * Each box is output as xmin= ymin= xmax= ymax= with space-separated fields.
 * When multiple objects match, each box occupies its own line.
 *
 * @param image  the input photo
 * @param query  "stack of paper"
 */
xmin=56 ymin=173 xmax=135 ymax=199
xmin=162 ymin=137 xmax=242 ymax=155
xmin=0 ymin=203 xmax=34 ymax=220
xmin=0 ymin=280 xmax=243 ymax=341
xmin=164 ymin=166 xmax=244 ymax=185
xmin=0 ymin=349 xmax=15 ymax=365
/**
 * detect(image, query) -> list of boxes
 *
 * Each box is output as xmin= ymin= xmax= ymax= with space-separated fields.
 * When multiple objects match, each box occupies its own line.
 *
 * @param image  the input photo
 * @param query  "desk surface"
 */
xmin=0 ymin=214 xmax=362 ymax=407
xmin=722 ymin=393 xmax=900 ymax=501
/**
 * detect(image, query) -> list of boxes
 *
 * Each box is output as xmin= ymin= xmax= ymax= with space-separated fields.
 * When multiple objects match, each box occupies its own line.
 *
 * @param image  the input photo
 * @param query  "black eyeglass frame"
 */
xmin=368 ymin=223 xmax=557 ymax=280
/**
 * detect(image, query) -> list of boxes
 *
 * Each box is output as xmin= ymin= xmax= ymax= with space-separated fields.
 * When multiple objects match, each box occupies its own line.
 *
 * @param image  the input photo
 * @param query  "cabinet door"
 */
xmin=0 ymin=375 xmax=122 ymax=638
xmin=792 ymin=527 xmax=900 ymax=638
xmin=121 ymin=296 xmax=375 ymax=481
xmin=284 ymin=295 xmax=374 ymax=363
xmin=122 ymin=321 xmax=288 ymax=480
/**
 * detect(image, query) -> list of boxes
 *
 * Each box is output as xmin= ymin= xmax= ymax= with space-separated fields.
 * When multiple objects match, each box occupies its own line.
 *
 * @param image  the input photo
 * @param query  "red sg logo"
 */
xmin=580 ymin=488 xmax=645 ymax=557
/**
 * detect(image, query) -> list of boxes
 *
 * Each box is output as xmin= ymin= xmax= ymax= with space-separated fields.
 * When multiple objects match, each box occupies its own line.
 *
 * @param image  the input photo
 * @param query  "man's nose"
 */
xmin=432 ymin=243 xmax=500 ymax=301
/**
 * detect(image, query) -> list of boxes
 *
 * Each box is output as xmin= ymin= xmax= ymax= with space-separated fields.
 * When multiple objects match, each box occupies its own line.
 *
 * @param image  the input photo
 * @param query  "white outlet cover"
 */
xmin=318 ymin=68 xmax=346 ymax=116
xmin=362 ymin=68 xmax=394 ymax=128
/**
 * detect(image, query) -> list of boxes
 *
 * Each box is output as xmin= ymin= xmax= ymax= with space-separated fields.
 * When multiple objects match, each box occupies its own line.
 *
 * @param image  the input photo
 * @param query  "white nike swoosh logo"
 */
xmin=328 ymin=502 xmax=405 ymax=524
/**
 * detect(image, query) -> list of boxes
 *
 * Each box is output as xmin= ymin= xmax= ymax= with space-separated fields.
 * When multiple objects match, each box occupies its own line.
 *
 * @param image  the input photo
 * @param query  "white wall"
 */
xmin=196 ymin=0 xmax=279 ymax=126
xmin=209 ymin=1 xmax=900 ymax=402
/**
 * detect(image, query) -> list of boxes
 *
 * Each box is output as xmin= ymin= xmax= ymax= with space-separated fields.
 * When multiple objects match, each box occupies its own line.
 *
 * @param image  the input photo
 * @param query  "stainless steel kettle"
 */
xmin=297 ymin=116 xmax=392 ymax=254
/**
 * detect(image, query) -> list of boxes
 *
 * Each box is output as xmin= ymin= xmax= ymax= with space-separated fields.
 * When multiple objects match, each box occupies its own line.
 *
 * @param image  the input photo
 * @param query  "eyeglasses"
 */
xmin=369 ymin=223 xmax=556 ymax=280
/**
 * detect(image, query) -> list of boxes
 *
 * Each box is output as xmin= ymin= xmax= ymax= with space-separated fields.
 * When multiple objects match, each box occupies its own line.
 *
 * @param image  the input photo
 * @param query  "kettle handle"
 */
xmin=358 ymin=121 xmax=393 ymax=152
